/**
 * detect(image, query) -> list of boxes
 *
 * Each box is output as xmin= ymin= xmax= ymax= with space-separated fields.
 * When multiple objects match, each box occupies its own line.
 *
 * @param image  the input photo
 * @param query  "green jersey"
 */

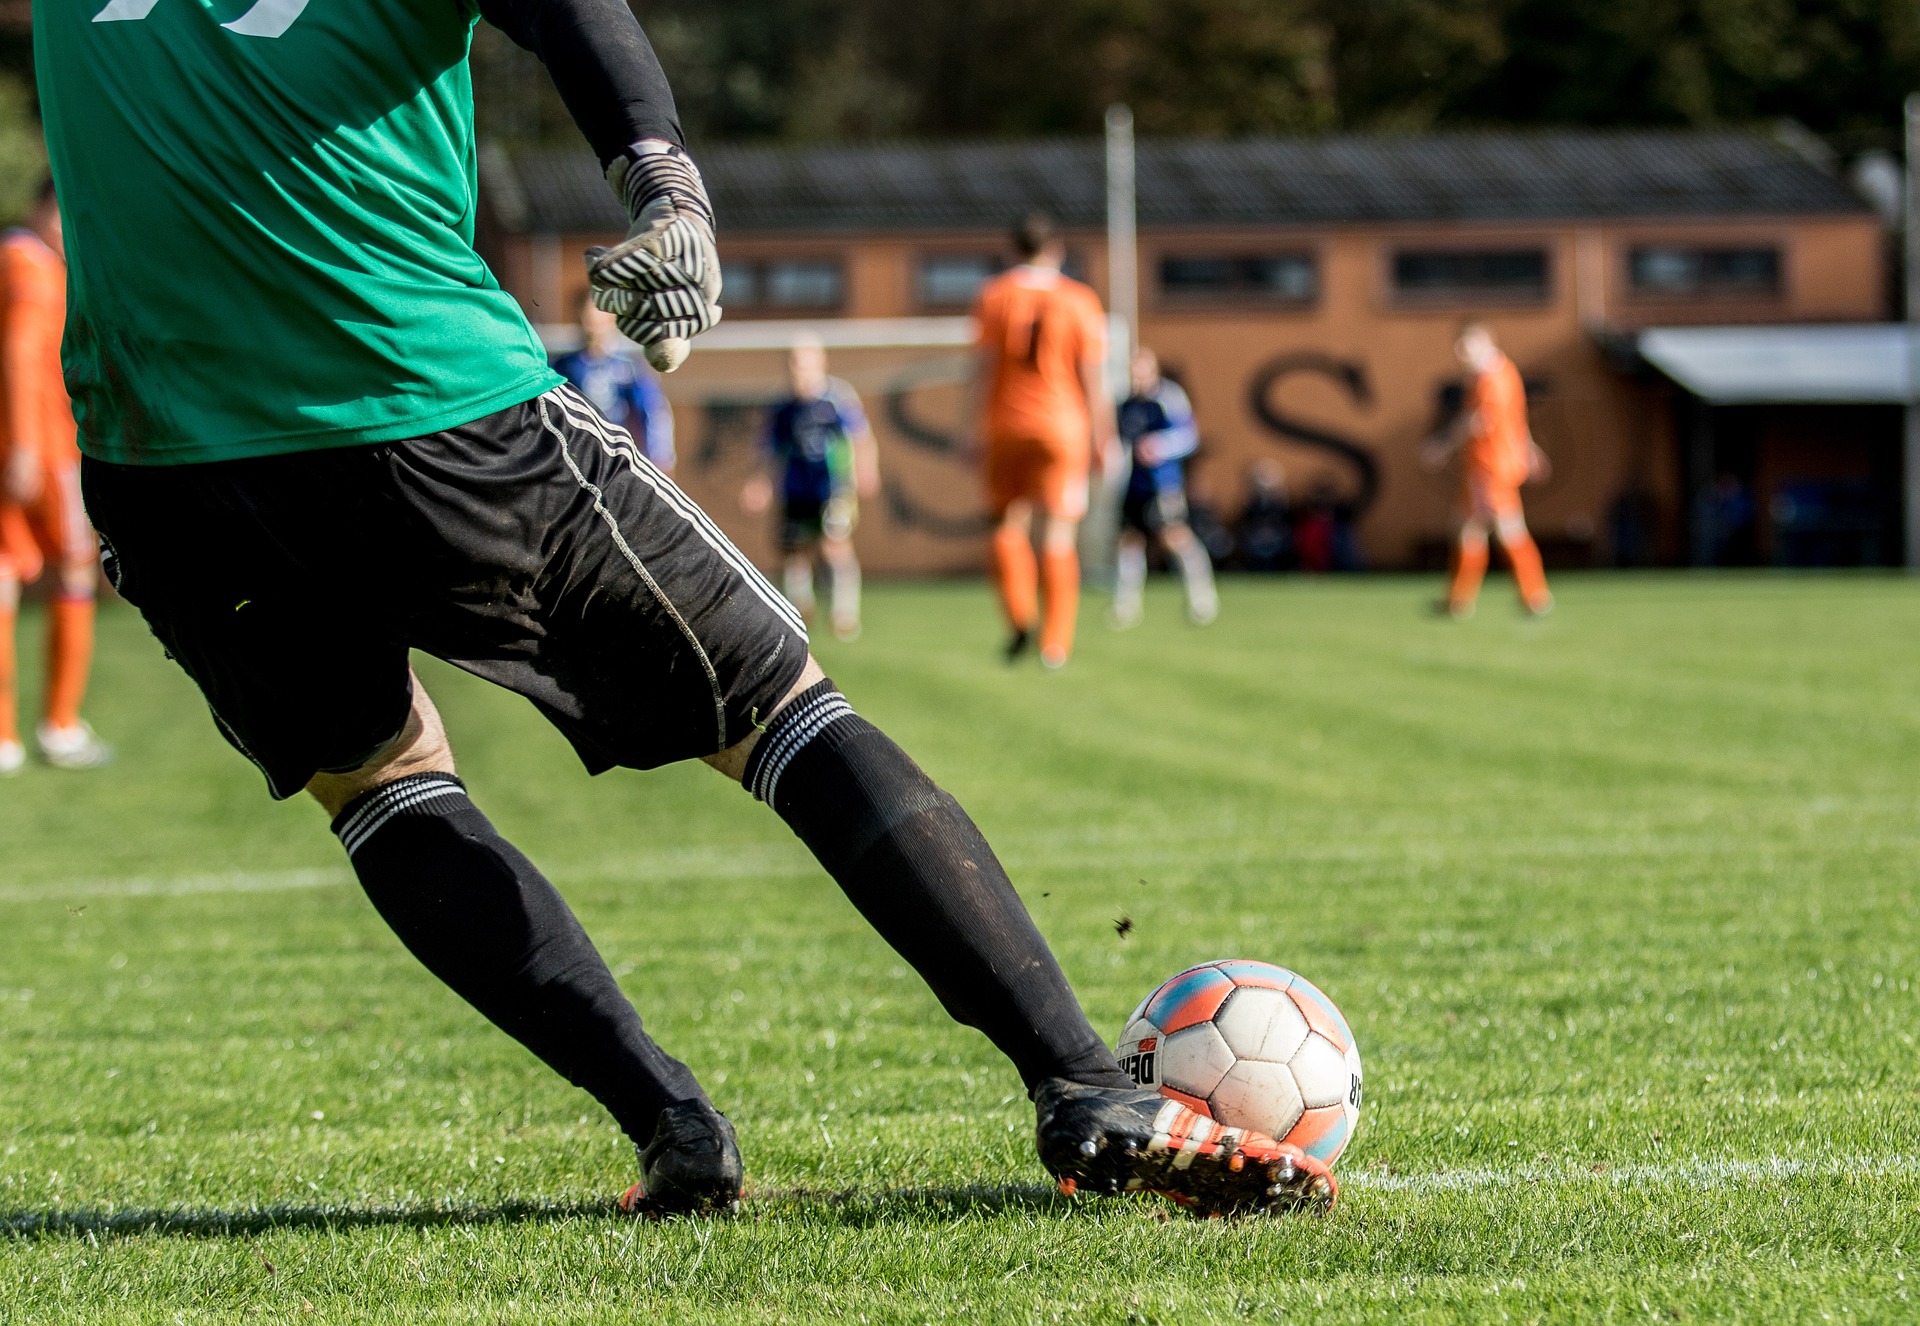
xmin=36 ymin=0 xmax=561 ymax=466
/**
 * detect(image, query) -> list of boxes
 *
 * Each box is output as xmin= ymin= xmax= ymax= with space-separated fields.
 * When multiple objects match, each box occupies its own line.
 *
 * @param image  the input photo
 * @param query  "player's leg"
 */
xmin=36 ymin=465 xmax=109 ymax=768
xmin=781 ymin=549 xmax=816 ymax=620
xmin=82 ymin=442 xmax=733 ymax=1216
xmin=1492 ymin=504 xmax=1552 ymax=614
xmin=1157 ymin=495 xmax=1218 ymax=627
xmin=708 ymin=664 xmax=1334 ymax=1214
xmin=308 ymin=680 xmax=731 ymax=1213
xmin=1111 ymin=528 xmax=1147 ymax=629
xmin=990 ymin=499 xmax=1040 ymax=659
xmin=0 ymin=560 xmax=18 ymax=774
xmin=1444 ymin=512 xmax=1490 ymax=618
xmin=1035 ymin=450 xmax=1088 ymax=668
xmin=819 ymin=532 xmax=861 ymax=642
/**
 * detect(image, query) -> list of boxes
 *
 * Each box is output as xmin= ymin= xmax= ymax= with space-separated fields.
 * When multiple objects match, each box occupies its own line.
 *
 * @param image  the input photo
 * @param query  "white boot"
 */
xmin=36 ymin=720 xmax=111 ymax=770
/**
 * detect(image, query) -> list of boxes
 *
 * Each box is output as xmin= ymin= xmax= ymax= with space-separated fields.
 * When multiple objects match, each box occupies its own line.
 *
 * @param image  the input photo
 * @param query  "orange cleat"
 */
xmin=1034 ymin=1078 xmax=1337 ymax=1217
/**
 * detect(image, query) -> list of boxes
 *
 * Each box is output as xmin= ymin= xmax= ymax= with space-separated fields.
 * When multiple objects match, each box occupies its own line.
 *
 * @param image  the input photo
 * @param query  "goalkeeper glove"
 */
xmin=586 ymin=140 xmax=721 ymax=373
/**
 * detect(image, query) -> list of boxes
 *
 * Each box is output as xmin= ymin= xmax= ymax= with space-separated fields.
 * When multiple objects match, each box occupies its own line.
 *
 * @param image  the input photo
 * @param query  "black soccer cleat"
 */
xmin=618 ymin=1100 xmax=743 ymax=1218
xmin=1033 ymin=1078 xmax=1337 ymax=1218
xmin=1004 ymin=627 xmax=1033 ymax=662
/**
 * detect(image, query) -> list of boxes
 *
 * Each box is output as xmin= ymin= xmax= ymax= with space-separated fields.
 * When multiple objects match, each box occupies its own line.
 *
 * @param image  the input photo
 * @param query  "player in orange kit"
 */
xmin=1421 ymin=322 xmax=1553 ymax=619
xmin=0 ymin=181 xmax=108 ymax=773
xmin=971 ymin=213 xmax=1114 ymax=669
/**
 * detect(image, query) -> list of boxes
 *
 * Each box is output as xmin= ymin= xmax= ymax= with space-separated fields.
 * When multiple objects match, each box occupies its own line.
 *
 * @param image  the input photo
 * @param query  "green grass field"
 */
xmin=4 ymin=574 xmax=1919 ymax=1323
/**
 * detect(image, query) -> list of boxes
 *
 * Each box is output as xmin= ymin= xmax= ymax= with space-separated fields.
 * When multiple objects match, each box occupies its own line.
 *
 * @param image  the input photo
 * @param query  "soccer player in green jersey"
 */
xmin=36 ymin=0 xmax=1333 ymax=1217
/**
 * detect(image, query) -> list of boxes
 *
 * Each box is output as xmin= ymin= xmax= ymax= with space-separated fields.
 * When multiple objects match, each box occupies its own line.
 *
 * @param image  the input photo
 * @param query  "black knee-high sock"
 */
xmin=332 ymin=773 xmax=706 ymax=1143
xmin=744 ymin=682 xmax=1132 ymax=1094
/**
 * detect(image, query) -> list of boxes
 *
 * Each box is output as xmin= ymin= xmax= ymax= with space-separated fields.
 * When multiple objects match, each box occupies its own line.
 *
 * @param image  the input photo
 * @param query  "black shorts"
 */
xmin=777 ymin=494 xmax=856 ymax=552
xmin=1120 ymin=486 xmax=1190 ymax=536
xmin=83 ymin=385 xmax=810 ymax=799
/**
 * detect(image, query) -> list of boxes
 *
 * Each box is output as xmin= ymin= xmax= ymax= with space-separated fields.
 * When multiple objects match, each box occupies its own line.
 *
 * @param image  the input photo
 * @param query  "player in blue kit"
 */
xmin=552 ymin=293 xmax=676 ymax=472
xmin=1111 ymin=347 xmax=1218 ymax=629
xmin=741 ymin=336 xmax=876 ymax=641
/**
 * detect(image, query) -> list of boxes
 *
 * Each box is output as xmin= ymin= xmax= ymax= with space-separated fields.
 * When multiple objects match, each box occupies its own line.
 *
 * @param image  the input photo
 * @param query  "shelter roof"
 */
xmin=1637 ymin=325 xmax=1917 ymax=405
xmin=494 ymin=131 xmax=1870 ymax=236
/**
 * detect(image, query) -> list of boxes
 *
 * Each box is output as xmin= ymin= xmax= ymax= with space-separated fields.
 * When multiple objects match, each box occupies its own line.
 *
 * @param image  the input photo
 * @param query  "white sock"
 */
xmin=1174 ymin=538 xmax=1217 ymax=619
xmin=829 ymin=556 xmax=861 ymax=631
xmin=1114 ymin=542 xmax=1147 ymax=621
xmin=783 ymin=557 xmax=816 ymax=617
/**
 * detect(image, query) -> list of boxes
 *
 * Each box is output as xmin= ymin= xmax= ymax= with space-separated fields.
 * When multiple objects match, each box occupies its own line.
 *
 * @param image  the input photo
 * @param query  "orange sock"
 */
xmin=1039 ymin=545 xmax=1079 ymax=665
xmin=1502 ymin=533 xmax=1551 ymax=610
xmin=0 ymin=601 xmax=15 ymax=745
xmin=1447 ymin=538 xmax=1489 ymax=611
xmin=991 ymin=523 xmax=1039 ymax=633
xmin=46 ymin=595 xmax=94 ymax=731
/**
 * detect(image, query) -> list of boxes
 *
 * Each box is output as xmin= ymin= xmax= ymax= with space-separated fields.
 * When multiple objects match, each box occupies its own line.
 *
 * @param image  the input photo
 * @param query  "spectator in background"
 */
xmin=552 ymin=291 xmax=675 ymax=473
xmin=1236 ymin=458 xmax=1292 ymax=572
xmin=1111 ymin=347 xmax=1216 ymax=628
xmin=740 ymin=334 xmax=878 ymax=641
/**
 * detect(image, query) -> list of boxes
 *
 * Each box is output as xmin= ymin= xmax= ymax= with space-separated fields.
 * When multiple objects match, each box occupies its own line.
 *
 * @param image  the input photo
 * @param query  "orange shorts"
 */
xmin=985 ymin=437 xmax=1089 ymax=520
xmin=1460 ymin=476 xmax=1525 ymax=526
xmin=0 ymin=462 xmax=95 ymax=584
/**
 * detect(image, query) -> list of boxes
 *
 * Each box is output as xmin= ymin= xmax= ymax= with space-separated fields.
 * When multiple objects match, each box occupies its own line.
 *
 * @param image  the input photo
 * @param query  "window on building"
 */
xmin=919 ymin=254 xmax=1000 ymax=307
xmin=1392 ymin=248 xmax=1550 ymax=301
xmin=1628 ymin=245 xmax=1781 ymax=297
xmin=721 ymin=258 xmax=845 ymax=312
xmin=1159 ymin=253 xmax=1318 ymax=304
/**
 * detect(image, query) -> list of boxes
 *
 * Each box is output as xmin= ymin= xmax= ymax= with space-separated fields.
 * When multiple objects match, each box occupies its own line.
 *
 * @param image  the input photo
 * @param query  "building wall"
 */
xmin=489 ymin=212 xmax=1883 ymax=573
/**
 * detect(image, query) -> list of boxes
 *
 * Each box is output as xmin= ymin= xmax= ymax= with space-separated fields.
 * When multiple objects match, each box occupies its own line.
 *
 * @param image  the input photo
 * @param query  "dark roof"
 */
xmin=495 ymin=131 xmax=1870 ymax=236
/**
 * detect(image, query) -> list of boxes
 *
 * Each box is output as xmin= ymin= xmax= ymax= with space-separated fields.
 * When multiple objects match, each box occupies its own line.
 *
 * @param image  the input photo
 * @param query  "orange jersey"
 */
xmin=1461 ymin=352 xmax=1530 ymax=491
xmin=0 ymin=230 xmax=76 ymax=472
xmin=973 ymin=266 xmax=1107 ymax=452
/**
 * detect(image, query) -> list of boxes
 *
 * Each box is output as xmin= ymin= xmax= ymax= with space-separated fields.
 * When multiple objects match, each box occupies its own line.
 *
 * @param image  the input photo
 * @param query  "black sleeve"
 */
xmin=475 ymin=0 xmax=683 ymax=165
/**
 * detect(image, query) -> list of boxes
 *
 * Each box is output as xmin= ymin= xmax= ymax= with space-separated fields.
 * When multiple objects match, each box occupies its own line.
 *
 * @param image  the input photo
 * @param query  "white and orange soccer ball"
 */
xmin=1115 ymin=959 xmax=1362 ymax=1167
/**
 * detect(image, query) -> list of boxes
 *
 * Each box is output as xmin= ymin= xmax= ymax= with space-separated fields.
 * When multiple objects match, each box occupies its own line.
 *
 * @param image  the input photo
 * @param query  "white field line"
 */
xmin=1347 ymin=1153 xmax=1920 ymax=1195
xmin=0 ymin=868 xmax=351 ymax=903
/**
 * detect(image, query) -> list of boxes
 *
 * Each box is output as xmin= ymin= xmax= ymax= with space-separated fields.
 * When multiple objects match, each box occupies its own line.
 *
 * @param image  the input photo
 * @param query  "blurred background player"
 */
xmin=1111 ymin=346 xmax=1216 ymax=628
xmin=1421 ymin=321 xmax=1553 ymax=618
xmin=0 ymin=181 xmax=107 ymax=774
xmin=740 ymin=334 xmax=878 ymax=641
xmin=971 ymin=212 xmax=1114 ymax=669
xmin=552 ymin=290 xmax=676 ymax=473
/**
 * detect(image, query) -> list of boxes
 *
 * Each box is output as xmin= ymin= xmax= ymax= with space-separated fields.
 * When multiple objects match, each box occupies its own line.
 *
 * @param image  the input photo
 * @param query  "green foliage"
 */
xmin=0 ymin=72 xmax=46 ymax=225
xmin=6 ymin=576 xmax=1920 ymax=1320
xmin=475 ymin=0 xmax=1920 ymax=144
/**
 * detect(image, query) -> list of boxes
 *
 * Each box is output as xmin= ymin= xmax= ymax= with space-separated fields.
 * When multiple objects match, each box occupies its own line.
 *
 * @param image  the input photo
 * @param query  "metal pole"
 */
xmin=1905 ymin=93 xmax=1920 ymax=567
xmin=1104 ymin=104 xmax=1138 ymax=360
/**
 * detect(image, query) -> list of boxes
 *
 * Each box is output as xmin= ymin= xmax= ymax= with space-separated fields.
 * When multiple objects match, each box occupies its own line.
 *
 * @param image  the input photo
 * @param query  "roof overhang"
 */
xmin=1637 ymin=324 xmax=1918 ymax=405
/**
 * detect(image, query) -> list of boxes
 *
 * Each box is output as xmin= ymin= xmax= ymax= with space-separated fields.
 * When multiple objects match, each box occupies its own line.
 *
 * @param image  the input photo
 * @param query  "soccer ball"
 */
xmin=1115 ymin=959 xmax=1362 ymax=1167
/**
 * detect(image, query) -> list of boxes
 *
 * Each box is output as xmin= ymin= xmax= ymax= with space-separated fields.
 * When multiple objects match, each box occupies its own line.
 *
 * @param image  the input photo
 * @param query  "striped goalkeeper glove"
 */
xmin=586 ymin=140 xmax=721 ymax=373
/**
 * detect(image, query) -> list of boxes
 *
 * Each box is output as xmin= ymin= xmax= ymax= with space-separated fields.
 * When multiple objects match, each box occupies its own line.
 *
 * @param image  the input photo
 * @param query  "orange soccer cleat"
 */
xmin=1034 ymin=1078 xmax=1337 ymax=1217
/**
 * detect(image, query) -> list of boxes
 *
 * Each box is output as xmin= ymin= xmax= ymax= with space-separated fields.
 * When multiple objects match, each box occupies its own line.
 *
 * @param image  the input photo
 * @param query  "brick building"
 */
xmin=479 ymin=131 xmax=1889 ymax=574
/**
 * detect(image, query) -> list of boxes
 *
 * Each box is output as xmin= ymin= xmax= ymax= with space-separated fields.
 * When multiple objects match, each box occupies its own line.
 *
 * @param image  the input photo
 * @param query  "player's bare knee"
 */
xmin=1041 ymin=516 xmax=1078 ymax=552
xmin=703 ymin=654 xmax=827 ymax=784
xmin=56 ymin=563 xmax=96 ymax=600
xmin=306 ymin=679 xmax=455 ymax=817
xmin=1495 ymin=513 xmax=1530 ymax=543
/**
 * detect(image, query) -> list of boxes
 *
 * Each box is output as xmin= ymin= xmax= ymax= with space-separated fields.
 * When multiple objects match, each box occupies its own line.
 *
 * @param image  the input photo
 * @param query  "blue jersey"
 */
xmin=764 ymin=379 xmax=869 ymax=505
xmin=1118 ymin=379 xmax=1198 ymax=499
xmin=552 ymin=347 xmax=676 ymax=471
